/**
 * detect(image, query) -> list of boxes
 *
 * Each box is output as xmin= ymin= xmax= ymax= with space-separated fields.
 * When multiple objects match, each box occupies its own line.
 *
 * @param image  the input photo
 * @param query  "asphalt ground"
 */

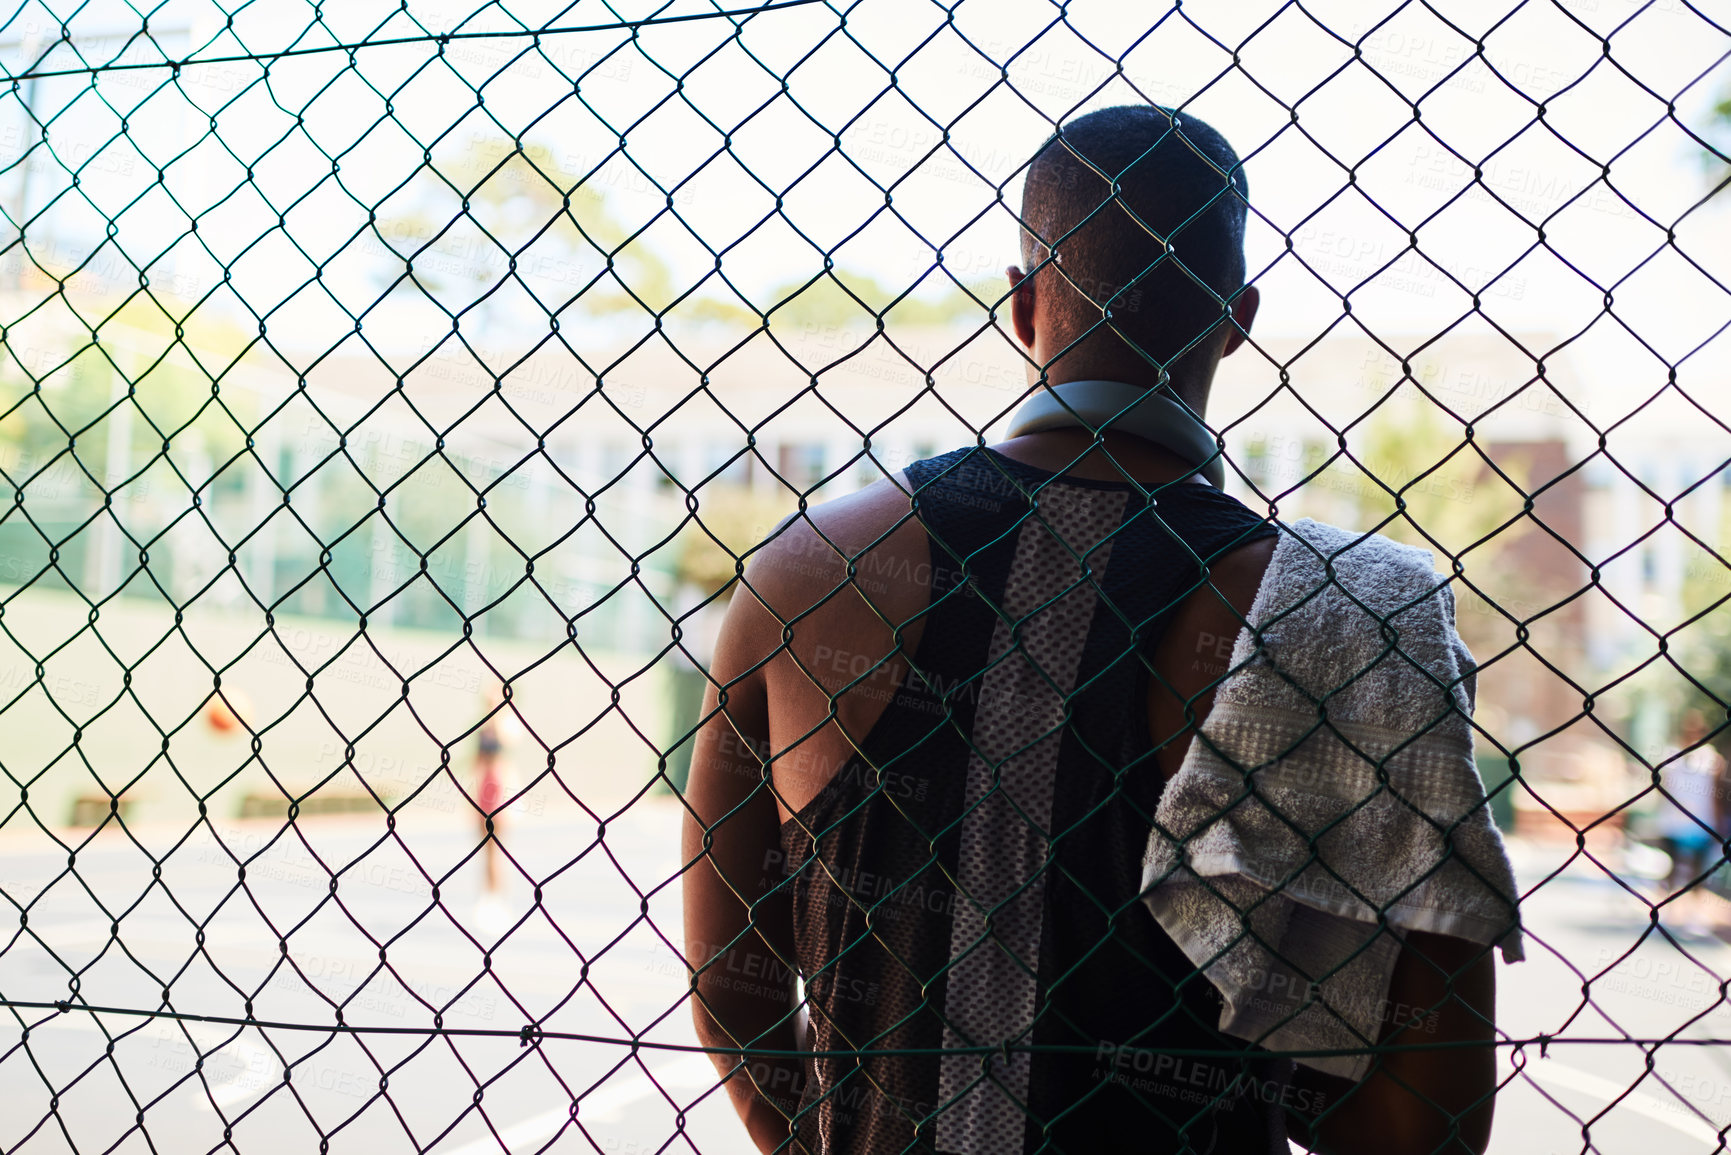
xmin=5 ymin=800 xmax=1731 ymax=1154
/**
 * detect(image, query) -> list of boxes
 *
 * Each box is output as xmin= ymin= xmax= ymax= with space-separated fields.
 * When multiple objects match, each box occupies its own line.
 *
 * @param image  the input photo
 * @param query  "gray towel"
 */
xmin=1141 ymin=517 xmax=1523 ymax=1081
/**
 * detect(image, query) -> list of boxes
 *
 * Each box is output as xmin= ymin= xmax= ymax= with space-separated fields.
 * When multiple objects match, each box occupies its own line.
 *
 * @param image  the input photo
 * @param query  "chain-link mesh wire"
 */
xmin=2 ymin=0 xmax=1730 ymax=1151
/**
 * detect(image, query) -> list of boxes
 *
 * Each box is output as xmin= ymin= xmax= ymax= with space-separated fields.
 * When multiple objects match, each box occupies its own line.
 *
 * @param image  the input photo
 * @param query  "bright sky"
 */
xmin=3 ymin=0 xmax=1729 ymax=427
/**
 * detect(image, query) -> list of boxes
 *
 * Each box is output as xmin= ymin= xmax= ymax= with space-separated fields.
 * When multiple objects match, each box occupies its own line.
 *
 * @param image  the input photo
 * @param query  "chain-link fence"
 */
xmin=3 ymin=0 xmax=1730 ymax=1151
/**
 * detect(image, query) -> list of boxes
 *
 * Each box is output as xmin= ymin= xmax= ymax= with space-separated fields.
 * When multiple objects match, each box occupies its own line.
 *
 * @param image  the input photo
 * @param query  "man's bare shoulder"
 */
xmin=740 ymin=473 xmax=921 ymax=615
xmin=1206 ymin=532 xmax=1277 ymax=590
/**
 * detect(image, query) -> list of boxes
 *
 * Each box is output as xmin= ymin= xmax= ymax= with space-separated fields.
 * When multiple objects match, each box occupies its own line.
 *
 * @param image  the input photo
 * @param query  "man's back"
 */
xmin=684 ymin=434 xmax=1284 ymax=1153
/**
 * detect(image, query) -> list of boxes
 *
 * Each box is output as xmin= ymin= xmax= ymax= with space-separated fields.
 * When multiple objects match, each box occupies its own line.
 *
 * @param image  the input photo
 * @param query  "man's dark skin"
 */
xmin=681 ymin=257 xmax=1498 ymax=1152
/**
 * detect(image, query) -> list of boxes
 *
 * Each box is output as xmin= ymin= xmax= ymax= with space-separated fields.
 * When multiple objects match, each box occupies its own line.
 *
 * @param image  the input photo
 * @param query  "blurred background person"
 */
xmin=474 ymin=681 xmax=522 ymax=928
xmin=1657 ymin=710 xmax=1723 ymax=936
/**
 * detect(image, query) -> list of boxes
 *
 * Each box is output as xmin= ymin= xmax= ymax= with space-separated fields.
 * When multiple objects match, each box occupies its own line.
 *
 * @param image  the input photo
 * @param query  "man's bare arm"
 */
xmin=679 ymin=478 xmax=925 ymax=1152
xmin=681 ymin=583 xmax=806 ymax=1153
xmin=1288 ymin=933 xmax=1497 ymax=1155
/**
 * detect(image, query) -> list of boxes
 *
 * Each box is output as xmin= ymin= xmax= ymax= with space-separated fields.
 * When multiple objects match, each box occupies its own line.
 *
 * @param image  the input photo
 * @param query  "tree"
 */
xmin=373 ymin=138 xmax=678 ymax=332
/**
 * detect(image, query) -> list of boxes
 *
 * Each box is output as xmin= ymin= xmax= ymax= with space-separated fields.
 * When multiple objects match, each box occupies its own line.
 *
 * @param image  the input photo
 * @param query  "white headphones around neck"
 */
xmin=1005 ymin=379 xmax=1226 ymax=488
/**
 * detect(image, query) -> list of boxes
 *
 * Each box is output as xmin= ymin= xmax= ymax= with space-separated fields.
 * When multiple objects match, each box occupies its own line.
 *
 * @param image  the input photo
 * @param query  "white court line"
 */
xmin=1521 ymin=1059 xmax=1723 ymax=1144
xmin=442 ymin=1054 xmax=716 ymax=1154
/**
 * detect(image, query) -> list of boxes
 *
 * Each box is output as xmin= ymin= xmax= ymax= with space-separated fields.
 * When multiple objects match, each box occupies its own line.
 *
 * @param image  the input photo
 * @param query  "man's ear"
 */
xmin=1220 ymin=284 xmax=1259 ymax=359
xmin=1005 ymin=265 xmax=1037 ymax=351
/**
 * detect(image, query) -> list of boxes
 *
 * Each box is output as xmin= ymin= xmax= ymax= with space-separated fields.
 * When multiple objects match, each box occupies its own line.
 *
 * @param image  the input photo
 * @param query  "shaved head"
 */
xmin=1018 ymin=105 xmax=1250 ymax=402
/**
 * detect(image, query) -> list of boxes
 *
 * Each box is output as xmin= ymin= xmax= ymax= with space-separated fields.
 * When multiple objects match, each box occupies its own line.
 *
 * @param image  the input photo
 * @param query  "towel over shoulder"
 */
xmin=1142 ymin=517 xmax=1522 ymax=1081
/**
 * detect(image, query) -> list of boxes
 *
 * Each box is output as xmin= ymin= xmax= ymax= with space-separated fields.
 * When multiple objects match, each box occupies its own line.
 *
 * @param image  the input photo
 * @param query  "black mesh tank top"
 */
xmin=777 ymin=447 xmax=1287 ymax=1155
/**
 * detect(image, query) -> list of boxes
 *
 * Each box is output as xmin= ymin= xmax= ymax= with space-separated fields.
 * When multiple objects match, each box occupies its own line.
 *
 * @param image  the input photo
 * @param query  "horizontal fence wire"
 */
xmin=2 ymin=0 xmax=1731 ymax=1152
